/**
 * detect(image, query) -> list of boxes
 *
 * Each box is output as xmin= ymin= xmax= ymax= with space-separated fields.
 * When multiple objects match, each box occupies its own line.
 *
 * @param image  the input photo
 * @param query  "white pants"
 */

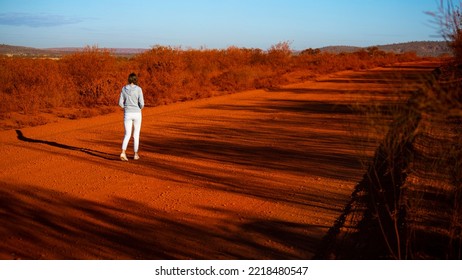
xmin=122 ymin=112 xmax=142 ymax=152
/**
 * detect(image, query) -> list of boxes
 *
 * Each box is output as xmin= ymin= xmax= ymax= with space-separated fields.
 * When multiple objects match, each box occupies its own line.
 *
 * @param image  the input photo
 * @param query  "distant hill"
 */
xmin=0 ymin=41 xmax=453 ymax=58
xmin=0 ymin=44 xmax=148 ymax=57
xmin=0 ymin=44 xmax=57 ymax=57
xmin=373 ymin=41 xmax=451 ymax=57
xmin=45 ymin=47 xmax=148 ymax=56
xmin=318 ymin=45 xmax=362 ymax=54
xmin=319 ymin=41 xmax=451 ymax=57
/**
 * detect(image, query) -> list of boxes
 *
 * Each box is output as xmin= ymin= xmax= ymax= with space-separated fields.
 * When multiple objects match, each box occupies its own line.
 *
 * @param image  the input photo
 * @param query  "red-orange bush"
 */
xmin=0 ymin=57 xmax=75 ymax=114
xmin=61 ymin=46 xmax=124 ymax=106
xmin=134 ymin=46 xmax=190 ymax=105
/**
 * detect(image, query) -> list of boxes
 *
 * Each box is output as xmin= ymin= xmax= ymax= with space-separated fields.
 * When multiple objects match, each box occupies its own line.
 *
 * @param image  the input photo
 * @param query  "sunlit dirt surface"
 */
xmin=0 ymin=62 xmax=440 ymax=259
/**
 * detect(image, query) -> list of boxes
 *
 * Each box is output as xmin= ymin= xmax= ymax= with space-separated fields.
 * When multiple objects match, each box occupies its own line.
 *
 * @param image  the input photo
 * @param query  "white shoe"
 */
xmin=120 ymin=153 xmax=128 ymax=161
xmin=134 ymin=153 xmax=140 ymax=160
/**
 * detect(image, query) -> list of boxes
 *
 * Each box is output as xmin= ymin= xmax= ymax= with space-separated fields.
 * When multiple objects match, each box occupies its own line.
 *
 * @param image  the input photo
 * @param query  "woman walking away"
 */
xmin=119 ymin=73 xmax=144 ymax=161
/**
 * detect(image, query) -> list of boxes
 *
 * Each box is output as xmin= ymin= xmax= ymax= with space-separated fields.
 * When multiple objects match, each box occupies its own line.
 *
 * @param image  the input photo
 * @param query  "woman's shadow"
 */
xmin=15 ymin=130 xmax=118 ymax=161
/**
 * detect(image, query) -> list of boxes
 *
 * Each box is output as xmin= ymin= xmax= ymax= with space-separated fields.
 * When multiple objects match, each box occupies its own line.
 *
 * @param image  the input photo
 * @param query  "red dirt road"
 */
xmin=0 ymin=62 xmax=440 ymax=259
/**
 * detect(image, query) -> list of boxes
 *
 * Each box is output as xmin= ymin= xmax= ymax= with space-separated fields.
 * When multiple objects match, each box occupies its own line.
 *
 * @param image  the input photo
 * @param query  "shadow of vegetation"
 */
xmin=15 ymin=130 xmax=118 ymax=161
xmin=266 ymin=87 xmax=413 ymax=96
xmin=313 ymin=96 xmax=421 ymax=259
xmin=383 ymin=64 xmax=443 ymax=70
xmin=142 ymin=129 xmax=364 ymax=180
xmin=0 ymin=182 xmax=323 ymax=259
xmin=404 ymin=182 xmax=461 ymax=259
xmin=317 ymin=67 xmax=435 ymax=85
xmin=314 ymin=66 xmax=458 ymax=259
xmin=403 ymin=115 xmax=462 ymax=259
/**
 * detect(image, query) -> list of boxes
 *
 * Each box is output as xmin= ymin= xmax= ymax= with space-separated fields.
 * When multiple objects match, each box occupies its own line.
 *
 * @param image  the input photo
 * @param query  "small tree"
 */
xmin=267 ymin=41 xmax=293 ymax=69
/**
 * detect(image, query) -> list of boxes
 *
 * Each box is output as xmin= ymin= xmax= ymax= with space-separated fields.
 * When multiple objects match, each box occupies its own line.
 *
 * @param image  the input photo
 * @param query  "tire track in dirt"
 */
xmin=0 ymin=62 xmax=440 ymax=259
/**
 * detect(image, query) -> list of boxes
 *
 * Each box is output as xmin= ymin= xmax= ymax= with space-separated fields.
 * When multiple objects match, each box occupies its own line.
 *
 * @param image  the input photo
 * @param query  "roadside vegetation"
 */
xmin=402 ymin=0 xmax=462 ymax=259
xmin=0 ymin=42 xmax=425 ymax=129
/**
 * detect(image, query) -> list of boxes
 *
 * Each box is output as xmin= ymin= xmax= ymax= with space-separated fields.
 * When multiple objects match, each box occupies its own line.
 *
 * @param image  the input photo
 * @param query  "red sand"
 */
xmin=0 ymin=62 xmax=440 ymax=259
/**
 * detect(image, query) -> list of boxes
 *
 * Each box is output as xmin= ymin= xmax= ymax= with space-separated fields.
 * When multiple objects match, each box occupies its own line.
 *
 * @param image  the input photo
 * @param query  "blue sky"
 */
xmin=0 ymin=0 xmax=442 ymax=50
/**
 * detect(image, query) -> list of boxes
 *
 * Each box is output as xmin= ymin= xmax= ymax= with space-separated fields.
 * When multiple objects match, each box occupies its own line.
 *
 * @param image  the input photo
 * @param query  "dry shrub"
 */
xmin=267 ymin=41 xmax=293 ymax=70
xmin=428 ymin=0 xmax=462 ymax=62
xmin=134 ymin=46 xmax=187 ymax=105
xmin=0 ymin=57 xmax=75 ymax=114
xmin=294 ymin=47 xmax=419 ymax=75
xmin=182 ymin=49 xmax=220 ymax=97
xmin=61 ymin=46 xmax=123 ymax=107
xmin=211 ymin=67 xmax=253 ymax=92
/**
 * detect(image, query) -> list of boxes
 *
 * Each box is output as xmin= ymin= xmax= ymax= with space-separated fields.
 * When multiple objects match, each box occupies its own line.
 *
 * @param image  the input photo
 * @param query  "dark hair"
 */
xmin=128 ymin=73 xmax=138 ymax=85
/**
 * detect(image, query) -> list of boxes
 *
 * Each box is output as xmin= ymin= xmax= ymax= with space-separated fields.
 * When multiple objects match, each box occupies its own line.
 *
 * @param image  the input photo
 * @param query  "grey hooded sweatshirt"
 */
xmin=118 ymin=85 xmax=145 ymax=113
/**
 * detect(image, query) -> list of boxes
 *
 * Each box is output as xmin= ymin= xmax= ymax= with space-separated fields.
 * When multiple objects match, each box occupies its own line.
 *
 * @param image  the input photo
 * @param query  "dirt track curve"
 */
xmin=0 ymin=61 xmax=440 ymax=259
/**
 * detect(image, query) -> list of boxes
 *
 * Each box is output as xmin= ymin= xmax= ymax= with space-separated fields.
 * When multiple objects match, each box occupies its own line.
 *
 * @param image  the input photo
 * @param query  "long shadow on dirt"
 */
xmin=0 ymin=182 xmax=324 ymax=259
xmin=15 ymin=130 xmax=118 ymax=161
